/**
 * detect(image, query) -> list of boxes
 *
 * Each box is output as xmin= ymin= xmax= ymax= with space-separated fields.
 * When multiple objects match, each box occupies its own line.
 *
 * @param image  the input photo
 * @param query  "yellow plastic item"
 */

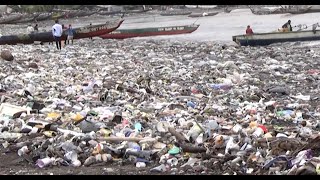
xmin=47 ymin=112 xmax=60 ymax=119
xmin=72 ymin=113 xmax=84 ymax=122
xmin=249 ymin=121 xmax=257 ymax=129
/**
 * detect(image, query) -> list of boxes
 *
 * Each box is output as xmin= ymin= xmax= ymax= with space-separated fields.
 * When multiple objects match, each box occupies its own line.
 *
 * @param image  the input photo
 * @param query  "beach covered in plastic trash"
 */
xmin=1 ymin=10 xmax=320 ymax=175
xmin=0 ymin=37 xmax=320 ymax=175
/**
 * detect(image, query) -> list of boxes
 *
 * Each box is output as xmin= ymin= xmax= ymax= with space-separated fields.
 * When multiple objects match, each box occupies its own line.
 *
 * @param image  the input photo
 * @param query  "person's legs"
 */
xmin=54 ymin=36 xmax=59 ymax=50
xmin=66 ymin=38 xmax=69 ymax=44
xmin=58 ymin=37 xmax=61 ymax=50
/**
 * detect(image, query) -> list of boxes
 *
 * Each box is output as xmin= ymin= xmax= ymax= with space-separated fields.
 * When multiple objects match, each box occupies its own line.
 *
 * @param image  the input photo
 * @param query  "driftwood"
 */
xmin=175 ymin=143 xmax=207 ymax=153
xmin=168 ymin=127 xmax=188 ymax=142
xmin=291 ymin=135 xmax=320 ymax=156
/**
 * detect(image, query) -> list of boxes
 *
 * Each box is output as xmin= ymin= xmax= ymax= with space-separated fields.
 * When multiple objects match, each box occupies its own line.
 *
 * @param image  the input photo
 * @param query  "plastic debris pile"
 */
xmin=0 ymin=39 xmax=320 ymax=175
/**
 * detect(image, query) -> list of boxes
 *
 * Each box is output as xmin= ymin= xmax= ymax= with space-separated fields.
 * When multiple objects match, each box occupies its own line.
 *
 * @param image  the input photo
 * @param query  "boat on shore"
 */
xmin=249 ymin=5 xmax=312 ymax=15
xmin=188 ymin=12 xmax=218 ymax=18
xmin=0 ymin=19 xmax=124 ymax=45
xmin=232 ymin=29 xmax=320 ymax=46
xmin=97 ymin=10 xmax=122 ymax=16
xmin=124 ymin=9 xmax=150 ymax=14
xmin=9 ymin=13 xmax=40 ymax=24
xmin=100 ymin=24 xmax=199 ymax=39
xmin=160 ymin=11 xmax=192 ymax=16
xmin=0 ymin=14 xmax=23 ymax=24
xmin=35 ymin=13 xmax=53 ymax=21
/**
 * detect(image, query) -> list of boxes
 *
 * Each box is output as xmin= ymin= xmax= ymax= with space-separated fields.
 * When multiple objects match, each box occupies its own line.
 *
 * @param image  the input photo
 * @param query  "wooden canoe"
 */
xmin=160 ymin=11 xmax=192 ymax=16
xmin=98 ymin=9 xmax=149 ymax=16
xmin=124 ymin=9 xmax=150 ymax=14
xmin=0 ymin=14 xmax=23 ymax=24
xmin=35 ymin=13 xmax=53 ymax=21
xmin=97 ymin=10 xmax=122 ymax=16
xmin=0 ymin=19 xmax=124 ymax=45
xmin=188 ymin=12 xmax=218 ymax=18
xmin=249 ymin=6 xmax=312 ymax=15
xmin=100 ymin=24 xmax=199 ymax=39
xmin=9 ymin=13 xmax=40 ymax=24
xmin=232 ymin=30 xmax=320 ymax=46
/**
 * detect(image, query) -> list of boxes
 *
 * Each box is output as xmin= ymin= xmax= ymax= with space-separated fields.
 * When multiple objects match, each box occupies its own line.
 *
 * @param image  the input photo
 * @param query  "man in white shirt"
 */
xmin=27 ymin=24 xmax=34 ymax=34
xmin=52 ymin=19 xmax=63 ymax=50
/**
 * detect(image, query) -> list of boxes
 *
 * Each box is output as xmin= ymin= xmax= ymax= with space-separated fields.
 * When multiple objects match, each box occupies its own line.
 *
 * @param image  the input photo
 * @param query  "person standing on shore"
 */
xmin=246 ymin=25 xmax=253 ymax=35
xmin=27 ymin=24 xmax=34 ymax=33
xmin=34 ymin=24 xmax=38 ymax=32
xmin=66 ymin=24 xmax=74 ymax=45
xmin=89 ymin=23 xmax=93 ymax=40
xmin=52 ymin=19 xmax=63 ymax=50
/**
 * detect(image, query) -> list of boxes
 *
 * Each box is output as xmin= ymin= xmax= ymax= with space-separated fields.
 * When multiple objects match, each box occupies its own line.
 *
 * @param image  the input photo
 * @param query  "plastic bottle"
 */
xmin=186 ymin=101 xmax=196 ymax=108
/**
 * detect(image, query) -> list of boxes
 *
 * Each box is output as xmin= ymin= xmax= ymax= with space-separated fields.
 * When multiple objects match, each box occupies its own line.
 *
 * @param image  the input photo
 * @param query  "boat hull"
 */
xmin=232 ymin=30 xmax=320 ymax=46
xmin=0 ymin=19 xmax=124 ymax=45
xmin=0 ymin=14 xmax=23 ymax=24
xmin=100 ymin=24 xmax=199 ymax=39
xmin=9 ymin=13 xmax=40 ymax=24
xmin=160 ymin=11 xmax=192 ymax=16
xmin=188 ymin=12 xmax=218 ymax=18
xmin=98 ymin=10 xmax=122 ymax=16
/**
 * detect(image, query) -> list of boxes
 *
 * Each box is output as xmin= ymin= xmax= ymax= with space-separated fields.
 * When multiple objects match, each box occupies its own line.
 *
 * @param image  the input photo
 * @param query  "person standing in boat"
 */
xmin=246 ymin=25 xmax=254 ymax=35
xmin=52 ymin=19 xmax=63 ymax=50
xmin=66 ymin=24 xmax=74 ymax=45
xmin=282 ymin=20 xmax=292 ymax=32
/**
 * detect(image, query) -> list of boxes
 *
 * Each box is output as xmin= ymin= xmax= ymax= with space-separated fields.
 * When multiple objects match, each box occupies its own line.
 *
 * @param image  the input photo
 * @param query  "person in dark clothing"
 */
xmin=246 ymin=25 xmax=253 ymax=35
xmin=282 ymin=20 xmax=292 ymax=31
xmin=89 ymin=23 xmax=93 ymax=40
xmin=34 ymin=24 xmax=38 ymax=32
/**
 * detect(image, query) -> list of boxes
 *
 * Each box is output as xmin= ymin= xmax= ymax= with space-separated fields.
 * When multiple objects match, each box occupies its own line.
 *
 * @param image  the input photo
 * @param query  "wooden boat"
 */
xmin=69 ymin=10 xmax=96 ymax=18
xmin=0 ymin=14 xmax=23 ymax=24
xmin=10 ymin=13 xmax=40 ymax=24
xmin=98 ymin=9 xmax=148 ymax=16
xmin=78 ymin=11 xmax=96 ymax=17
xmin=35 ymin=13 xmax=53 ymax=21
xmin=249 ymin=6 xmax=312 ymax=15
xmin=160 ymin=11 xmax=192 ymax=16
xmin=100 ymin=24 xmax=199 ymax=39
xmin=124 ymin=9 xmax=150 ymax=14
xmin=98 ymin=10 xmax=122 ymax=16
xmin=51 ymin=12 xmax=66 ymax=20
xmin=188 ymin=12 xmax=218 ymax=18
xmin=288 ymin=6 xmax=312 ymax=14
xmin=0 ymin=19 xmax=124 ymax=45
xmin=232 ymin=30 xmax=320 ymax=46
